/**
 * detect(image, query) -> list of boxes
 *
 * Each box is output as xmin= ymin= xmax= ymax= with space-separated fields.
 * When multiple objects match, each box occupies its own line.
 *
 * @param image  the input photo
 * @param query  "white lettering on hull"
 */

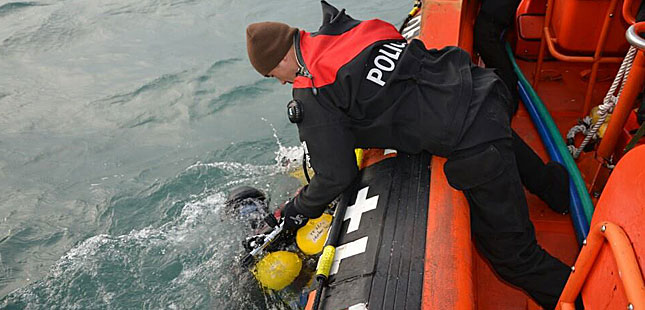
xmin=348 ymin=303 xmax=368 ymax=310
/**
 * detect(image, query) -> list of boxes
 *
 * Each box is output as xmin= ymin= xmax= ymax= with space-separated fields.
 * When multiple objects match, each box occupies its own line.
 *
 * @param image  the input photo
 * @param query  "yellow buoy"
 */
xmin=590 ymin=106 xmax=612 ymax=138
xmin=296 ymin=213 xmax=333 ymax=255
xmin=253 ymin=251 xmax=302 ymax=290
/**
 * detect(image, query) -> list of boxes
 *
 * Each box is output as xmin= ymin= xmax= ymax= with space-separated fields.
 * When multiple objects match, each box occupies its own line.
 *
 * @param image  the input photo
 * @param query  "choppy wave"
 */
xmin=87 ymin=70 xmax=191 ymax=129
xmin=103 ymin=0 xmax=202 ymax=17
xmin=0 ymin=2 xmax=46 ymax=17
xmin=1 ymin=4 xmax=88 ymax=55
xmin=97 ymin=73 xmax=185 ymax=107
xmin=193 ymin=58 xmax=241 ymax=96
xmin=207 ymin=79 xmax=273 ymax=113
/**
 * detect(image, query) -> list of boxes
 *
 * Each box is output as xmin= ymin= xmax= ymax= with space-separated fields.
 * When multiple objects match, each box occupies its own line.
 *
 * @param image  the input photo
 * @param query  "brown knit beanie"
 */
xmin=246 ymin=22 xmax=298 ymax=76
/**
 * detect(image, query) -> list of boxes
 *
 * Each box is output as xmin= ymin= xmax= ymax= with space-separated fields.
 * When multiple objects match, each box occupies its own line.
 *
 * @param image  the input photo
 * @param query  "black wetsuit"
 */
xmin=290 ymin=2 xmax=570 ymax=309
xmin=474 ymin=0 xmax=522 ymax=114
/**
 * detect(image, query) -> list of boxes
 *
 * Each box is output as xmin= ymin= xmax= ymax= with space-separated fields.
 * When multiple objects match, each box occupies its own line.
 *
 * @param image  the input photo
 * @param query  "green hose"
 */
xmin=505 ymin=43 xmax=594 ymax=224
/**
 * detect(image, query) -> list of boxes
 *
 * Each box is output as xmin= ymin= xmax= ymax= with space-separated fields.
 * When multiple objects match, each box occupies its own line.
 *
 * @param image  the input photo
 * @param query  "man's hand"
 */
xmin=280 ymin=199 xmax=309 ymax=231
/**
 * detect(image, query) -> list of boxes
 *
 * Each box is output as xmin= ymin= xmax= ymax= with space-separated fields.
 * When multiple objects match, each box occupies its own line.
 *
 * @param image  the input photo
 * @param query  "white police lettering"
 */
xmin=388 ymin=42 xmax=407 ymax=49
xmin=374 ymin=55 xmax=395 ymax=71
xmin=379 ymin=48 xmax=400 ymax=60
xmin=330 ymin=236 xmax=368 ymax=275
xmin=366 ymin=68 xmax=385 ymax=86
xmin=382 ymin=43 xmax=403 ymax=53
xmin=366 ymin=42 xmax=408 ymax=87
xmin=402 ymin=15 xmax=422 ymax=40
xmin=344 ymin=186 xmax=378 ymax=233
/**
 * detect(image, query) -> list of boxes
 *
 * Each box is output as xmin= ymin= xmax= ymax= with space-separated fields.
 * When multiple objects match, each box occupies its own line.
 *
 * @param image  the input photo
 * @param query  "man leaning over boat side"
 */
xmin=245 ymin=1 xmax=576 ymax=309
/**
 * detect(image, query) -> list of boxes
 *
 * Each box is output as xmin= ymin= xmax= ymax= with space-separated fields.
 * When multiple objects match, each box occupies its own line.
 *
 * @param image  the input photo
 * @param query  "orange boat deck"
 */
xmin=473 ymin=59 xmax=618 ymax=309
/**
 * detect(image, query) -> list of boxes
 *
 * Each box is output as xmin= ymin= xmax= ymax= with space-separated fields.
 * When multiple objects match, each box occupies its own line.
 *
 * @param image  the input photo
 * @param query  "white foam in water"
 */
xmin=264 ymin=117 xmax=304 ymax=171
xmin=184 ymin=119 xmax=304 ymax=182
xmin=3 ymin=191 xmax=247 ymax=308
xmin=186 ymin=160 xmax=277 ymax=176
xmin=51 ymin=193 xmax=216 ymax=279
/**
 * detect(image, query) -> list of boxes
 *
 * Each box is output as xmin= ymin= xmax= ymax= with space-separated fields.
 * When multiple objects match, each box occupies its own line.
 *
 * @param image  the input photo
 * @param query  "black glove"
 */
xmin=280 ymin=199 xmax=309 ymax=231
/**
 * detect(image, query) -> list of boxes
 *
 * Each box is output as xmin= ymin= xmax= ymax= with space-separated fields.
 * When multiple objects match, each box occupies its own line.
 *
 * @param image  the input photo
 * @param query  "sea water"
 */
xmin=0 ymin=0 xmax=409 ymax=308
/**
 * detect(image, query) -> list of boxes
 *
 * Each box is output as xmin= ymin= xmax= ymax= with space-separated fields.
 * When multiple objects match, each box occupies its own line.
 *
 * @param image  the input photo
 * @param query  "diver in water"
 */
xmin=225 ymin=186 xmax=271 ymax=231
xmin=244 ymin=1 xmax=575 ymax=309
xmin=228 ymin=185 xmax=323 ymax=308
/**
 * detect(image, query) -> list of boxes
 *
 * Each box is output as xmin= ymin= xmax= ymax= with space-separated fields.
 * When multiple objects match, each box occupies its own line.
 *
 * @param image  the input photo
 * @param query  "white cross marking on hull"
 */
xmin=344 ymin=186 xmax=379 ymax=233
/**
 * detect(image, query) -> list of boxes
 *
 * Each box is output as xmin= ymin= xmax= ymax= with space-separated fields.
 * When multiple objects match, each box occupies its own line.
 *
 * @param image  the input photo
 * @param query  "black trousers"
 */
xmin=446 ymin=139 xmax=571 ymax=310
xmin=445 ymin=90 xmax=571 ymax=309
xmin=474 ymin=0 xmax=521 ymax=114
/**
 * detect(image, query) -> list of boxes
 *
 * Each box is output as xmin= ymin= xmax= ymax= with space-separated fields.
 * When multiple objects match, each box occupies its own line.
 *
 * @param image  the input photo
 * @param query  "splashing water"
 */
xmin=2 ymin=165 xmax=292 ymax=310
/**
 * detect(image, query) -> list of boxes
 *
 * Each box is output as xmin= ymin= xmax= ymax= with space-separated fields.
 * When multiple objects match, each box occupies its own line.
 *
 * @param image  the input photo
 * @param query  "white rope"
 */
xmin=566 ymin=117 xmax=592 ymax=140
xmin=566 ymin=116 xmax=592 ymax=152
xmin=570 ymin=46 xmax=638 ymax=158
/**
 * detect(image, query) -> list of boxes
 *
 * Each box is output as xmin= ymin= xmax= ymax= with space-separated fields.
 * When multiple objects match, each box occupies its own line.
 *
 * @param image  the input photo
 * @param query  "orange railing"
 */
xmin=557 ymin=222 xmax=645 ymax=310
xmin=534 ymin=0 xmax=624 ymax=117
xmin=623 ymin=0 xmax=638 ymax=25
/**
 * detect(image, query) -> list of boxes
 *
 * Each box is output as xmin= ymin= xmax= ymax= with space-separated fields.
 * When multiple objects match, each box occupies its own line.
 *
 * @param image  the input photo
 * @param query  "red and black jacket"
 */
xmin=291 ymin=1 xmax=504 ymax=217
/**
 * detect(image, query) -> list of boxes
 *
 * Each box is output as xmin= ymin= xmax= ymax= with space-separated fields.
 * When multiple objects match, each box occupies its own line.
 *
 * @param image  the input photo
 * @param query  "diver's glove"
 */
xmin=280 ymin=199 xmax=309 ymax=231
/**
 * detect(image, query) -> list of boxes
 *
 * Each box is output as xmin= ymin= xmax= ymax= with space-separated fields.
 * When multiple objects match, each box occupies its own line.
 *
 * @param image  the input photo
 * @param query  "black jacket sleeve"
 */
xmin=291 ymin=91 xmax=358 ymax=218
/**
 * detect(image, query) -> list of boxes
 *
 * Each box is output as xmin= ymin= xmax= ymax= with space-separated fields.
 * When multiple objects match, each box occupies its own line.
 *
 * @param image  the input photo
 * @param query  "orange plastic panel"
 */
xmin=551 ymin=0 xmax=630 ymax=55
xmin=419 ymin=0 xmax=476 ymax=52
xmin=418 ymin=1 xmax=476 ymax=309
xmin=422 ymin=157 xmax=474 ymax=310
xmin=515 ymin=0 xmax=548 ymax=59
xmin=519 ymin=15 xmax=545 ymax=40
xmin=581 ymin=145 xmax=645 ymax=308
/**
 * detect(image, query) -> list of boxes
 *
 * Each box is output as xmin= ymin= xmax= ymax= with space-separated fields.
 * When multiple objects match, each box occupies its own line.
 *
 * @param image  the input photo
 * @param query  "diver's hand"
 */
xmin=280 ymin=199 xmax=309 ymax=231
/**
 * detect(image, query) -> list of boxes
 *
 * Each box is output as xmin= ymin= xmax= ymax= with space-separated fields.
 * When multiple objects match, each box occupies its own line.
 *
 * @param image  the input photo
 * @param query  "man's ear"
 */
xmin=277 ymin=54 xmax=291 ymax=69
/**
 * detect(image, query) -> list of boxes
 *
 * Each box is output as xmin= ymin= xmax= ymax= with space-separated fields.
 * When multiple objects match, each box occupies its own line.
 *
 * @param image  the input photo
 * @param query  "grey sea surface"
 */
xmin=0 ymin=0 xmax=409 ymax=309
